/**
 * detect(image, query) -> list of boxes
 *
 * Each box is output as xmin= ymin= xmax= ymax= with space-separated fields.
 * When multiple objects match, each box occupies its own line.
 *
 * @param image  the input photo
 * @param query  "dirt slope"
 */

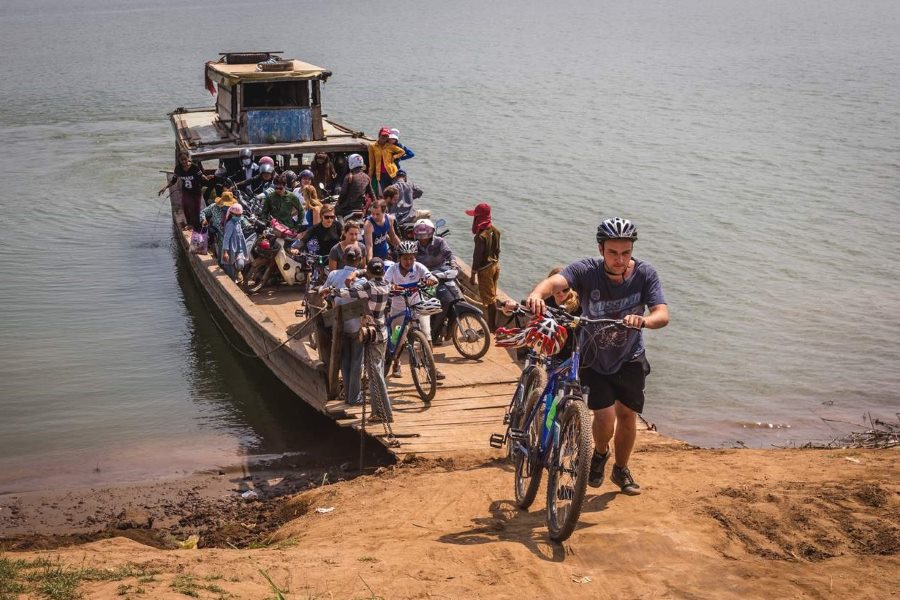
xmin=3 ymin=434 xmax=898 ymax=599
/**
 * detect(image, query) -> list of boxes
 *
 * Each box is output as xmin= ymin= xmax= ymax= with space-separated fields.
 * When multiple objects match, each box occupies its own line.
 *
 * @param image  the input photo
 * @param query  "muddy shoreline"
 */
xmin=0 ymin=453 xmax=391 ymax=552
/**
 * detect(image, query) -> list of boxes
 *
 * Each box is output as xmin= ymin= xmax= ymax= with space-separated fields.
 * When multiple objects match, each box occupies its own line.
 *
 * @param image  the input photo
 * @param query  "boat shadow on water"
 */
xmin=172 ymin=244 xmax=392 ymax=469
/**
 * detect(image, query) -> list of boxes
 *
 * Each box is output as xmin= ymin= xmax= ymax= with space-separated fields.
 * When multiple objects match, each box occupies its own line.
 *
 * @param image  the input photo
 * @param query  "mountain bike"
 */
xmin=293 ymin=253 xmax=330 ymax=349
xmin=294 ymin=253 xmax=330 ymax=318
xmin=490 ymin=304 xmax=548 ymax=458
xmin=492 ymin=305 xmax=628 ymax=541
xmin=384 ymin=282 xmax=440 ymax=402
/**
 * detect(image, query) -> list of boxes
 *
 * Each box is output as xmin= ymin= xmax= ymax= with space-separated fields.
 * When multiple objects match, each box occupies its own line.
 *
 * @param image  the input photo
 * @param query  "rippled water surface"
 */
xmin=1 ymin=0 xmax=898 ymax=490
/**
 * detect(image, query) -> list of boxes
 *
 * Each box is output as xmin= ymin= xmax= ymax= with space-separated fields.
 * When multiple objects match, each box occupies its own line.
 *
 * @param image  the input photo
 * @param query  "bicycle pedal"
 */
xmin=294 ymin=309 xmax=304 ymax=317
xmin=508 ymin=428 xmax=525 ymax=441
xmin=503 ymin=413 xmax=511 ymax=425
xmin=488 ymin=433 xmax=505 ymax=448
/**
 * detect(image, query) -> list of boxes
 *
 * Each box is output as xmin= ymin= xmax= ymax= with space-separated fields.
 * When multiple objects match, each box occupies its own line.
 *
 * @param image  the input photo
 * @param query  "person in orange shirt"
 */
xmin=368 ymin=127 xmax=406 ymax=196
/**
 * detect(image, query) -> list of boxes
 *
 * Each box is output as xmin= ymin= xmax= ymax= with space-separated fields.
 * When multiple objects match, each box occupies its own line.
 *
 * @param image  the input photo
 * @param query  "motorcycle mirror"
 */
xmin=434 ymin=218 xmax=446 ymax=229
xmin=319 ymin=182 xmax=326 ymax=191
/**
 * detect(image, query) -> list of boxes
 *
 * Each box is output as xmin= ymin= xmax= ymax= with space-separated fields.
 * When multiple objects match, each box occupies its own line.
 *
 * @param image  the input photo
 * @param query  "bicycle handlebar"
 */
xmin=502 ymin=300 xmax=630 ymax=329
xmin=390 ymin=281 xmax=432 ymax=297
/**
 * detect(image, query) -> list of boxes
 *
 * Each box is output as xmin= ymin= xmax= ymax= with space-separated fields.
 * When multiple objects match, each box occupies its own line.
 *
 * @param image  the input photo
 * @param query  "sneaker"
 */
xmin=610 ymin=465 xmax=642 ymax=495
xmin=391 ymin=363 xmax=402 ymax=378
xmin=588 ymin=449 xmax=610 ymax=488
xmin=435 ymin=368 xmax=446 ymax=381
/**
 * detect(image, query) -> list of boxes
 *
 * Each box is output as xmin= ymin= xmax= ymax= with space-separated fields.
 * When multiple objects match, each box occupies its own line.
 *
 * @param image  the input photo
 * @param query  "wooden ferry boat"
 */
xmin=167 ymin=52 xmax=520 ymax=457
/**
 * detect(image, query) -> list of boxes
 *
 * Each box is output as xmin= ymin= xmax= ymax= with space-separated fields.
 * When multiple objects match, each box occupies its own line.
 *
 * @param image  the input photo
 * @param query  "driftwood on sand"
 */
xmin=775 ymin=413 xmax=900 ymax=449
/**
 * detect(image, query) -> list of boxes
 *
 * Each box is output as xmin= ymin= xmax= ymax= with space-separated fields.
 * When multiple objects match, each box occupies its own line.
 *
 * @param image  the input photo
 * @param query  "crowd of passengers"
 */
xmin=162 ymin=127 xmax=502 ymax=423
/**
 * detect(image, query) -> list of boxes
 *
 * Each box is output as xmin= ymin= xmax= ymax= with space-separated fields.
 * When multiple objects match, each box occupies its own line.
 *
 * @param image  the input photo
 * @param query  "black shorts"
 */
xmin=579 ymin=357 xmax=649 ymax=413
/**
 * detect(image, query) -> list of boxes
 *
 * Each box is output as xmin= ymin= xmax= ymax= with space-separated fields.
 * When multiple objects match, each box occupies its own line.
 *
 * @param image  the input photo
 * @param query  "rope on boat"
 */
xmin=194 ymin=278 xmax=329 ymax=360
xmin=364 ymin=342 xmax=396 ymax=441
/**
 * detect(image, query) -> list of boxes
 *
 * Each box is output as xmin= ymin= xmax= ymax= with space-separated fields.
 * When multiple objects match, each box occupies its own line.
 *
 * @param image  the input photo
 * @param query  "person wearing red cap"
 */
xmin=466 ymin=203 xmax=502 ymax=331
xmin=368 ymin=127 xmax=406 ymax=197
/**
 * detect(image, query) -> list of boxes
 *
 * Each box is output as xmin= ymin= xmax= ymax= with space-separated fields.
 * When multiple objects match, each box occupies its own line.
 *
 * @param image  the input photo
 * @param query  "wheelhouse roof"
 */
xmin=206 ymin=59 xmax=332 ymax=86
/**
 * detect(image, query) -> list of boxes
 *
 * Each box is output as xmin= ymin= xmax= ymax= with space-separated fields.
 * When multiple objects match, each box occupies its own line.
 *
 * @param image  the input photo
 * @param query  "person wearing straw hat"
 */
xmin=466 ymin=202 xmax=501 ymax=331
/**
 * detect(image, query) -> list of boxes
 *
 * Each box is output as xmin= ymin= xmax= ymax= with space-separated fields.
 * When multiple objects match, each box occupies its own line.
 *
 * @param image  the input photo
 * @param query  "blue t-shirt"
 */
xmin=368 ymin=215 xmax=393 ymax=259
xmin=561 ymin=257 xmax=666 ymax=375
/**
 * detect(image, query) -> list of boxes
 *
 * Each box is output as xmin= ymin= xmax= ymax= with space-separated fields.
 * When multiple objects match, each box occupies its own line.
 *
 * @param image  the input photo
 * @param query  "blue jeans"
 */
xmin=341 ymin=333 xmax=364 ymax=405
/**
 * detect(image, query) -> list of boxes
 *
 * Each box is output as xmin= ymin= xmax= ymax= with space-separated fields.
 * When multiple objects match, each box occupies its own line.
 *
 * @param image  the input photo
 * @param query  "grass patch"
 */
xmin=170 ymin=574 xmax=231 ymax=598
xmin=1 ymin=557 xmax=27 ymax=600
xmin=80 ymin=563 xmax=161 ymax=582
xmin=24 ymin=561 xmax=83 ymax=600
xmin=258 ymin=568 xmax=288 ymax=600
xmin=274 ymin=538 xmax=300 ymax=550
xmin=1 ymin=556 xmax=162 ymax=600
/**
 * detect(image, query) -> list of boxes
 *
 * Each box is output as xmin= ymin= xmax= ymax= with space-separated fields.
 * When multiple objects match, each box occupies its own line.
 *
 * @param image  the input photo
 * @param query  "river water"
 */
xmin=1 ymin=0 xmax=898 ymax=491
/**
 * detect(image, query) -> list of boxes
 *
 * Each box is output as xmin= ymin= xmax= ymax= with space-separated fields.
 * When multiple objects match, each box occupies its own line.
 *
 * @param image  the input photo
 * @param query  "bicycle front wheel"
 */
xmin=507 ymin=366 xmax=547 ymax=461
xmin=514 ymin=387 xmax=544 ymax=509
xmin=546 ymin=398 xmax=592 ymax=542
xmin=408 ymin=329 xmax=437 ymax=402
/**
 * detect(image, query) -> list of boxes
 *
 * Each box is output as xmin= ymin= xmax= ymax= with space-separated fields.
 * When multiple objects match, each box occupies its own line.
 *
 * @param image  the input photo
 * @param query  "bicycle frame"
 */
xmin=386 ymin=287 xmax=425 ymax=360
xmin=496 ymin=305 xmax=625 ymax=458
xmin=515 ymin=345 xmax=582 ymax=468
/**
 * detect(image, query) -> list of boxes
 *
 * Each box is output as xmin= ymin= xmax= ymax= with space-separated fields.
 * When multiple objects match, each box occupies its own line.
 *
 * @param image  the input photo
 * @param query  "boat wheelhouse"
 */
xmin=169 ymin=51 xmax=371 ymax=162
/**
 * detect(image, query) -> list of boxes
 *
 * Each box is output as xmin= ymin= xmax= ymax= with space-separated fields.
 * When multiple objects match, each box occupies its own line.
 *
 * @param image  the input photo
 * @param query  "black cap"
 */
xmin=366 ymin=257 xmax=385 ymax=276
xmin=343 ymin=245 xmax=361 ymax=263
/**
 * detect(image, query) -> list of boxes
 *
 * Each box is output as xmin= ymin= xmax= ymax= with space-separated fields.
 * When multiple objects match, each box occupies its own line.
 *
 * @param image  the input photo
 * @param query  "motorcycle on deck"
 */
xmin=241 ymin=219 xmax=310 ymax=294
xmin=429 ymin=267 xmax=491 ymax=360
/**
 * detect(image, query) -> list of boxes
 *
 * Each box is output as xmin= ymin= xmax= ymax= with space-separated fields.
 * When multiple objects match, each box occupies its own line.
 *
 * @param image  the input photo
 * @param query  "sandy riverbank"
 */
xmin=1 ymin=431 xmax=898 ymax=599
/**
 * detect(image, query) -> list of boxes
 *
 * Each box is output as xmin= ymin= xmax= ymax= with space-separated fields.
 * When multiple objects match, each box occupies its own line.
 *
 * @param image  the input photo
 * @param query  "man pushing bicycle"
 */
xmin=526 ymin=217 xmax=669 ymax=495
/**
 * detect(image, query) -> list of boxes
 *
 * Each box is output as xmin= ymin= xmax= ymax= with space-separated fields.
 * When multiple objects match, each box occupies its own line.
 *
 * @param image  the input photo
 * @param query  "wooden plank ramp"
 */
xmin=323 ymin=344 xmax=520 ymax=458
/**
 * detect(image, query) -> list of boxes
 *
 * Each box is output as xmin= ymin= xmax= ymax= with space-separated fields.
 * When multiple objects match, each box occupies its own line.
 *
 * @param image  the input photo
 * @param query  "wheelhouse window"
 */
xmin=242 ymin=81 xmax=310 ymax=109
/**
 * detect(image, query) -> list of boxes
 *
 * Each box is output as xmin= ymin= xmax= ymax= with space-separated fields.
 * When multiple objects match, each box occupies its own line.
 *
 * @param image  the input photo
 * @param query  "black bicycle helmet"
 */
xmin=596 ymin=217 xmax=638 ymax=243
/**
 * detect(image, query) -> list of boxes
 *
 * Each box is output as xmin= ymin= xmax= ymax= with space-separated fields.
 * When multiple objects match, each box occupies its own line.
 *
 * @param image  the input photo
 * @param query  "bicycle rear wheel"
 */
xmin=408 ymin=329 xmax=437 ymax=402
xmin=514 ymin=387 xmax=544 ymax=509
xmin=546 ymin=398 xmax=592 ymax=542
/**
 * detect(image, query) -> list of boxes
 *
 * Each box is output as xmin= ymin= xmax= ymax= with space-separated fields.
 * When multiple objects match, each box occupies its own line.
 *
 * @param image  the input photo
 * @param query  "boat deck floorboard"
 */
xmin=177 ymin=221 xmax=517 ymax=459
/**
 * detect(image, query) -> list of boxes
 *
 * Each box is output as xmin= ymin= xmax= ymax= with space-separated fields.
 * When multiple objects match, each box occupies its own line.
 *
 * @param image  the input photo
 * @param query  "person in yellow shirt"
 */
xmin=368 ymin=127 xmax=406 ymax=196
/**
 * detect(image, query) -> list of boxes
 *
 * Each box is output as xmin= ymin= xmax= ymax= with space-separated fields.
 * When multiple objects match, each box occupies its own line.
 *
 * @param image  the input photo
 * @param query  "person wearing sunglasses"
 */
xmin=260 ymin=174 xmax=303 ymax=233
xmin=294 ymin=206 xmax=342 ymax=258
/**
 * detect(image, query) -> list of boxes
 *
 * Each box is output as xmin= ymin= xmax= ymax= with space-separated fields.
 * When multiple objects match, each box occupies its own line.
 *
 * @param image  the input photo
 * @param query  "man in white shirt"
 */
xmin=384 ymin=241 xmax=439 ymax=378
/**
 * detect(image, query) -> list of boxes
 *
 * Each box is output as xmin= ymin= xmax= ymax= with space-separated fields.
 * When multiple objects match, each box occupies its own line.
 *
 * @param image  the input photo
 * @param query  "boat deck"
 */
xmin=176 ymin=218 xmax=517 ymax=459
xmin=325 ymin=350 xmax=519 ymax=457
xmin=245 ymin=257 xmax=520 ymax=457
